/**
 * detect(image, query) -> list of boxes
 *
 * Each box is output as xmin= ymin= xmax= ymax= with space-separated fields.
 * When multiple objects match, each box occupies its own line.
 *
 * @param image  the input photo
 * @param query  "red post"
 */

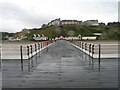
xmin=46 ymin=41 xmax=48 ymax=45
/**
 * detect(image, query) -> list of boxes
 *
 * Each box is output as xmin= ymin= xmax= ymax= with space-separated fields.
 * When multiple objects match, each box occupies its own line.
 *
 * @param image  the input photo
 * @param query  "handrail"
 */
xmin=20 ymin=40 xmax=54 ymax=71
xmin=70 ymin=41 xmax=118 ymax=71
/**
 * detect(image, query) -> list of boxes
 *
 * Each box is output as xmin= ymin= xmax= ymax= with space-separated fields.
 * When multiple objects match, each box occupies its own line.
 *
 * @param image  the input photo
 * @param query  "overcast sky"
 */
xmin=0 ymin=0 xmax=119 ymax=33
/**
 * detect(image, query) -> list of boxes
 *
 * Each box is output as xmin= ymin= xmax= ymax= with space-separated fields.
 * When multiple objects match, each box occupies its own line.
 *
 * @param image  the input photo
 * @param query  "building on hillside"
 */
xmin=22 ymin=28 xmax=30 ymax=34
xmin=48 ymin=18 xmax=61 ymax=26
xmin=99 ymin=22 xmax=105 ymax=26
xmin=47 ymin=18 xmax=100 ymax=27
xmin=82 ymin=36 xmax=97 ymax=40
xmin=41 ymin=24 xmax=48 ymax=28
xmin=33 ymin=34 xmax=48 ymax=41
xmin=8 ymin=37 xmax=21 ymax=41
xmin=61 ymin=20 xmax=82 ymax=25
xmin=107 ymin=22 xmax=120 ymax=26
xmin=78 ymin=21 xmax=82 ymax=25
xmin=47 ymin=18 xmax=82 ymax=26
xmin=65 ymin=37 xmax=80 ymax=40
xmin=14 ymin=28 xmax=30 ymax=40
xmin=82 ymin=20 xmax=99 ymax=26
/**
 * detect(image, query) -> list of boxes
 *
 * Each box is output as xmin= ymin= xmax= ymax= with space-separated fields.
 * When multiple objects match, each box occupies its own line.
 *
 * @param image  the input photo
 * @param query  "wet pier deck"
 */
xmin=2 ymin=40 xmax=118 ymax=88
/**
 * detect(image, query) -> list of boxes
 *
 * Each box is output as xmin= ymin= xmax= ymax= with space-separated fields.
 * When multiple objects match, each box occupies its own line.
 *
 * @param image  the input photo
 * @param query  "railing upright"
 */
xmin=35 ymin=44 xmax=37 ymax=63
xmin=41 ymin=43 xmax=42 ymax=49
xmin=80 ymin=42 xmax=81 ymax=48
xmin=35 ymin=44 xmax=37 ymax=55
xmin=30 ymin=45 xmax=33 ymax=67
xmin=91 ymin=44 xmax=94 ymax=66
xmin=92 ymin=44 xmax=94 ymax=58
xmin=89 ymin=44 xmax=91 ymax=56
xmin=85 ymin=43 xmax=87 ymax=50
xmin=20 ymin=46 xmax=23 ymax=71
xmin=82 ymin=42 xmax=84 ymax=50
xmin=38 ymin=43 xmax=40 ymax=57
xmin=27 ymin=46 xmax=30 ymax=71
xmin=98 ymin=44 xmax=101 ymax=71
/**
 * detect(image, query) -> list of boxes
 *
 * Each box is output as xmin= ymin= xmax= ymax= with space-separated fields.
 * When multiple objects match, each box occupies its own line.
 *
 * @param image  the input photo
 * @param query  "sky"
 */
xmin=0 ymin=0 xmax=119 ymax=33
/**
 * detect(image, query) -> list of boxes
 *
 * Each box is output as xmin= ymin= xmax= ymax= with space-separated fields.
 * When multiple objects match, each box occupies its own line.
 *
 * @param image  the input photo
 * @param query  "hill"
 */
xmin=15 ymin=25 xmax=119 ymax=40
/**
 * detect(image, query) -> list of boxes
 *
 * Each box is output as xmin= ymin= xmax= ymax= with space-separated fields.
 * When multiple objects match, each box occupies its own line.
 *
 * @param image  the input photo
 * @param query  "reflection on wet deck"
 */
xmin=2 ymin=40 xmax=118 ymax=88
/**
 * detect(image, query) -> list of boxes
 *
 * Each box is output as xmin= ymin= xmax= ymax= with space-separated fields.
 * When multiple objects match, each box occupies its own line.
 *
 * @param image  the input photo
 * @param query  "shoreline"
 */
xmin=75 ymin=40 xmax=118 ymax=44
xmin=2 ymin=40 xmax=38 ymax=45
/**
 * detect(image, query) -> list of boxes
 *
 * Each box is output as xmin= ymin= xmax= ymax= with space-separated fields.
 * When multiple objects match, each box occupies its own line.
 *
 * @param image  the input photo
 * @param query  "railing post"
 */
xmin=89 ymin=44 xmax=91 ymax=56
xmin=41 ymin=43 xmax=42 ymax=49
xmin=80 ymin=42 xmax=81 ymax=48
xmin=30 ymin=45 xmax=33 ymax=57
xmin=82 ymin=42 xmax=83 ymax=50
xmin=20 ymin=46 xmax=23 ymax=71
xmin=42 ymin=42 xmax=43 ymax=47
xmin=92 ymin=44 xmax=94 ymax=67
xmin=85 ymin=43 xmax=86 ymax=50
xmin=92 ymin=44 xmax=94 ymax=58
xmin=35 ymin=44 xmax=37 ymax=63
xmin=27 ymin=46 xmax=30 ymax=71
xmin=27 ymin=46 xmax=30 ymax=59
xmin=30 ymin=45 xmax=33 ymax=67
xmin=38 ymin=43 xmax=40 ymax=51
xmin=89 ymin=44 xmax=91 ymax=65
xmin=98 ymin=44 xmax=101 ymax=71
xmin=35 ymin=44 xmax=37 ymax=54
xmin=38 ymin=43 xmax=40 ymax=57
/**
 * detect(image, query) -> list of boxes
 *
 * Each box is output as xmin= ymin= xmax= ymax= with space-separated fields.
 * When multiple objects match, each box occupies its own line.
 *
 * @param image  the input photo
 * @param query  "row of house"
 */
xmin=107 ymin=22 xmax=120 ymax=26
xmin=54 ymin=36 xmax=97 ymax=40
xmin=43 ymin=19 xmax=120 ymax=28
xmin=46 ymin=18 xmax=100 ymax=27
xmin=82 ymin=20 xmax=99 ymax=26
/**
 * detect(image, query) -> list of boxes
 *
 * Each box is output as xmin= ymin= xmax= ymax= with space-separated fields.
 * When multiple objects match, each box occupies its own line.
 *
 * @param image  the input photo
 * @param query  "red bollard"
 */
xmin=45 ymin=41 xmax=48 ymax=46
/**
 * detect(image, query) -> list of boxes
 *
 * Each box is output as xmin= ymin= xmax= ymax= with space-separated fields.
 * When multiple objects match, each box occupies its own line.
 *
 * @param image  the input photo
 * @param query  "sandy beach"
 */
xmin=2 ymin=41 xmax=38 ymax=45
xmin=1 ymin=40 xmax=119 ymax=59
xmin=79 ymin=40 xmax=118 ymax=44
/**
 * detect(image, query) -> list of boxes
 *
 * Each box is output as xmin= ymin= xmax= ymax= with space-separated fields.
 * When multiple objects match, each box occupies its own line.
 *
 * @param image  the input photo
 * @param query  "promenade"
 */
xmin=2 ymin=40 xmax=118 ymax=88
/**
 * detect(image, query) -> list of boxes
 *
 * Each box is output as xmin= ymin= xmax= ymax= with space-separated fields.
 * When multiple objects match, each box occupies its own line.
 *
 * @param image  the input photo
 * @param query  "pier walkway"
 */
xmin=2 ymin=40 xmax=118 ymax=88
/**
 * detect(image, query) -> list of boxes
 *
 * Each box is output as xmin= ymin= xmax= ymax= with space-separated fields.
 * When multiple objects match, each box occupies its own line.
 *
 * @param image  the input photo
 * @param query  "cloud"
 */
xmin=0 ymin=0 xmax=119 ymax=32
xmin=0 ymin=2 xmax=54 ymax=32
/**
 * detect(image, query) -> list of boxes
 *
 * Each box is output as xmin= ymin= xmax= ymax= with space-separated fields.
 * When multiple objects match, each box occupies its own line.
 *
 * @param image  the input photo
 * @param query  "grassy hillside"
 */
xmin=17 ymin=25 xmax=119 ymax=40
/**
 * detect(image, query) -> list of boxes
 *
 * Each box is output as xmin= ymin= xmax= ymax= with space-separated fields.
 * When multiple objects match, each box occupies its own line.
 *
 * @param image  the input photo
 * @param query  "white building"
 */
xmin=22 ymin=28 xmax=30 ymax=34
xmin=64 ymin=37 xmax=80 ymax=40
xmin=47 ymin=18 xmax=82 ymax=26
xmin=82 ymin=36 xmax=97 ymax=40
xmin=48 ymin=18 xmax=61 ymax=26
xmin=61 ymin=20 xmax=82 ymax=25
xmin=64 ymin=36 xmax=97 ymax=40
xmin=33 ymin=34 xmax=48 ymax=41
xmin=82 ymin=20 xmax=99 ymax=26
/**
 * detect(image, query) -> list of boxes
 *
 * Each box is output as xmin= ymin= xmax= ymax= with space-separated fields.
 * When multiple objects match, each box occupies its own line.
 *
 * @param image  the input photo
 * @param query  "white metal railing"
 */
xmin=70 ymin=41 xmax=118 ymax=71
xmin=2 ymin=41 xmax=55 ymax=71
xmin=20 ymin=41 xmax=55 ymax=71
xmin=72 ymin=41 xmax=118 ymax=59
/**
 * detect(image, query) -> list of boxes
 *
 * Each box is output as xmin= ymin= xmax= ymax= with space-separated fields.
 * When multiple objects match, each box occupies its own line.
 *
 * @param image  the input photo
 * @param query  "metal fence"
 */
xmin=74 ymin=41 xmax=118 ymax=58
xmin=20 ymin=41 xmax=54 ymax=71
xmin=71 ymin=41 xmax=118 ymax=71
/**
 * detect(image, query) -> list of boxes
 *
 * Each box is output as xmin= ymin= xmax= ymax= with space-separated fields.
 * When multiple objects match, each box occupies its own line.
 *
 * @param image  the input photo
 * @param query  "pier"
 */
xmin=2 ymin=40 xmax=118 ymax=88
